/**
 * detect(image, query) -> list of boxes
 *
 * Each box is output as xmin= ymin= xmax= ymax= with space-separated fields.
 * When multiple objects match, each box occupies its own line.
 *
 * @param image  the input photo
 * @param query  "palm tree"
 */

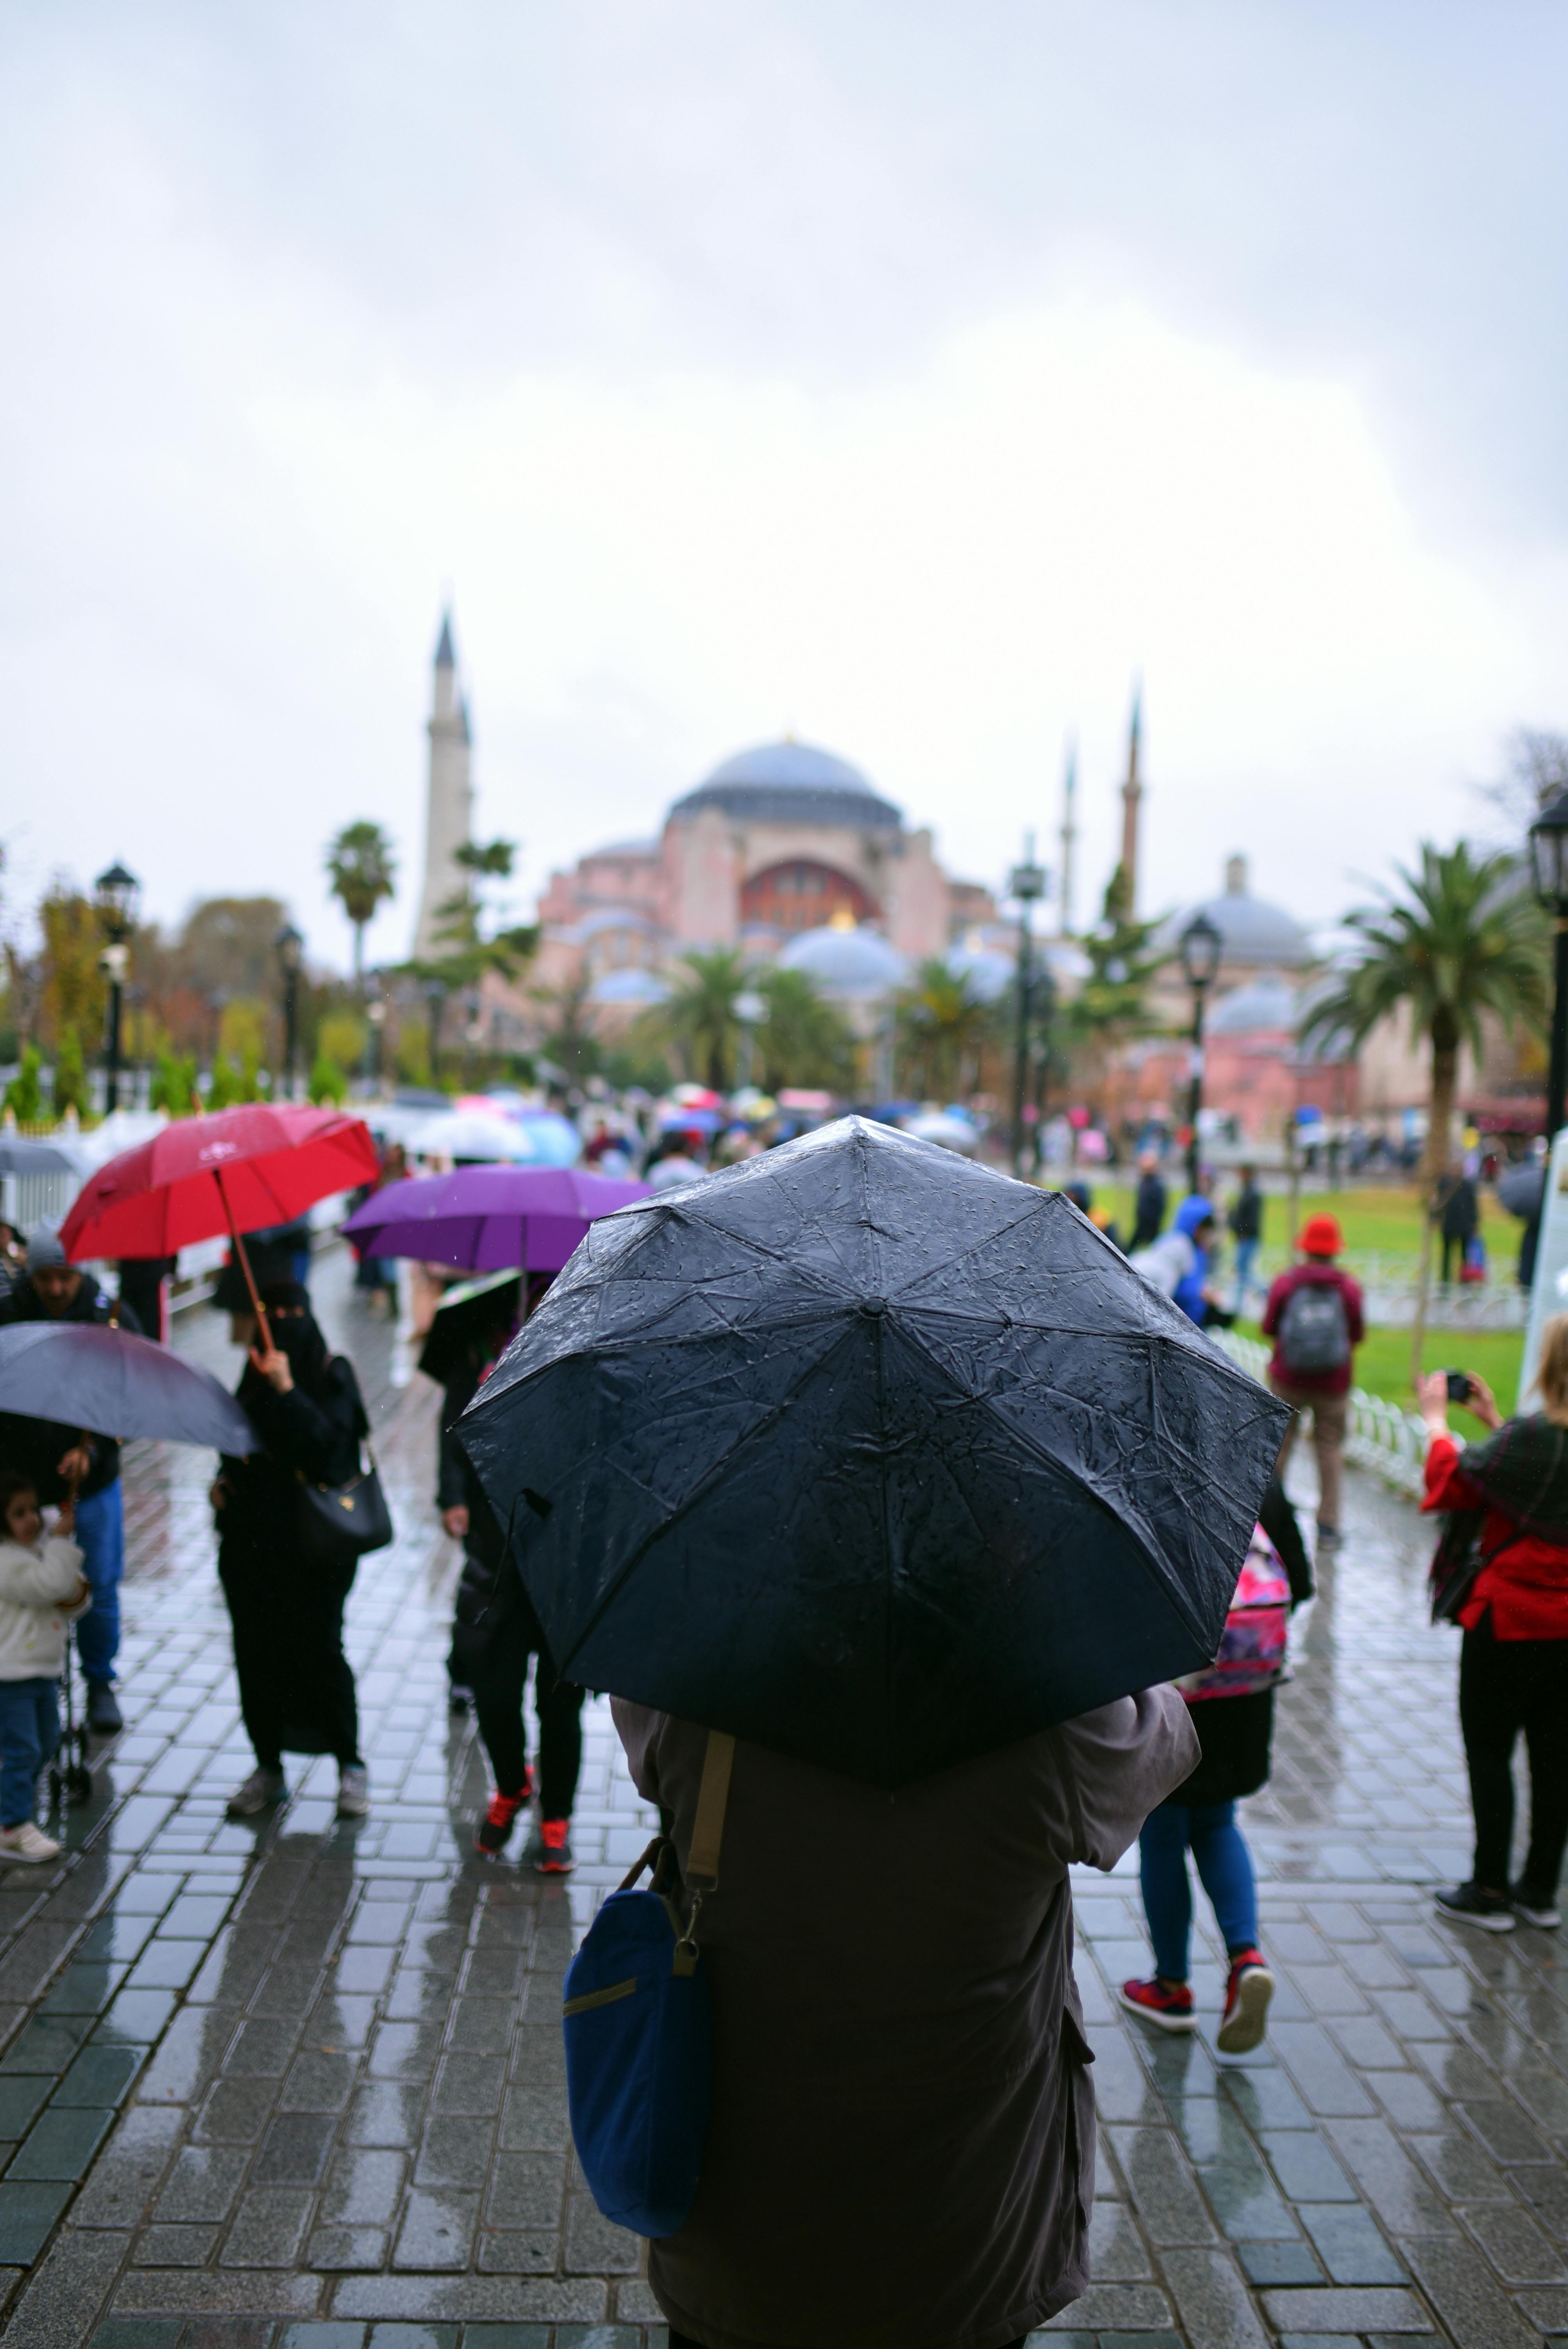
xmin=1300 ymin=841 xmax=1547 ymax=1383
xmin=756 ymin=967 xmax=858 ymax=1094
xmin=661 ymin=947 xmax=750 ymax=1090
xmin=325 ymin=822 xmax=397 ymax=987
xmin=893 ymin=960 xmax=997 ymax=1101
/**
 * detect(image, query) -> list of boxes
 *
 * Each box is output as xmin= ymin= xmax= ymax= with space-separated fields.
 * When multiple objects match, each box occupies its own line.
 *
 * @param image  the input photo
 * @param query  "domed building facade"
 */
xmin=535 ymin=737 xmax=977 ymax=1011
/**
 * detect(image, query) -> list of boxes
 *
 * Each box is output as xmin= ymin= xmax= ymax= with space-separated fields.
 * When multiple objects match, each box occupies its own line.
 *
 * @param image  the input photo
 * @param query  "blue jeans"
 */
xmin=1139 ymin=1798 xmax=1259 ymax=1981
xmin=0 ymin=1678 xmax=59 ymax=1828
xmin=73 ymin=1482 xmax=123 ymax=1686
xmin=1233 ymin=1238 xmax=1259 ymax=1313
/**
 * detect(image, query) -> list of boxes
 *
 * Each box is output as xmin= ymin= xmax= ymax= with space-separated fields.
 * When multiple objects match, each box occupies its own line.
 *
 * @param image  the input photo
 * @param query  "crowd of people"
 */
xmin=0 ymin=1125 xmax=1566 ymax=2346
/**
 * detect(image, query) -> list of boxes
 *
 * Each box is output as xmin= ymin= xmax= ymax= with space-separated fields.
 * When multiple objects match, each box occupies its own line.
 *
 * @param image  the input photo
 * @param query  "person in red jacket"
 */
xmin=1261 ymin=1213 xmax=1365 ymax=1550
xmin=1418 ymin=1320 xmax=1568 ymax=1932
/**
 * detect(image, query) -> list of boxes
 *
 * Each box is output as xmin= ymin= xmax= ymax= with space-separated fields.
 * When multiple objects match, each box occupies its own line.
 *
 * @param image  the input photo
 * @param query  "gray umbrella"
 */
xmin=0 ymin=1138 xmax=83 ymax=1176
xmin=1496 ymin=1164 xmax=1545 ymax=1221
xmin=0 ymin=1323 xmax=257 ymax=1452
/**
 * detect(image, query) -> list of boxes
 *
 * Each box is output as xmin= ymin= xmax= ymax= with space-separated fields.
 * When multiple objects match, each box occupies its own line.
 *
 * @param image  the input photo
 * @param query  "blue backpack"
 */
xmin=563 ymin=1729 xmax=734 ymax=2239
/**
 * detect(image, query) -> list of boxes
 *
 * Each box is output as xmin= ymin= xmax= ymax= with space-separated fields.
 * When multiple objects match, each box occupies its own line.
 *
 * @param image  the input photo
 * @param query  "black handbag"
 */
xmin=298 ymin=1442 xmax=394 ymax=1562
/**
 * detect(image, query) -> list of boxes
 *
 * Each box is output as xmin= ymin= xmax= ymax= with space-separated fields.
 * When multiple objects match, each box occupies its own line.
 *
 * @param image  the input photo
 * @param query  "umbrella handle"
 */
xmin=215 ymin=1169 xmax=273 ymax=1354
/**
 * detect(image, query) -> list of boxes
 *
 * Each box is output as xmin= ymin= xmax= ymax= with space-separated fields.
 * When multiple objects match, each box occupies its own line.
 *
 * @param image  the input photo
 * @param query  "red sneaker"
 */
xmin=474 ymin=1775 xmax=532 ymax=1856
xmin=1217 ymin=1948 xmax=1274 ymax=2053
xmin=1120 ymin=1976 xmax=1195 ymax=2032
xmin=527 ymin=1816 xmax=576 ymax=1874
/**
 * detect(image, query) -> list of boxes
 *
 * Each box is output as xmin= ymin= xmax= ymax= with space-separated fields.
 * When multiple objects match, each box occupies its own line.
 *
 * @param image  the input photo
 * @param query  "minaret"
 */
xmin=413 ymin=611 xmax=474 ymax=959
xmin=1058 ymin=734 xmax=1078 ymax=937
xmin=1118 ymin=680 xmax=1144 ymax=914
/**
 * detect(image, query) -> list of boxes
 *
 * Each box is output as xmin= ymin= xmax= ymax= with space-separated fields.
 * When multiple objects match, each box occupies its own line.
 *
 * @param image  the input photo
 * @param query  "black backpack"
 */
xmin=1278 ymin=1281 xmax=1350 ymax=1376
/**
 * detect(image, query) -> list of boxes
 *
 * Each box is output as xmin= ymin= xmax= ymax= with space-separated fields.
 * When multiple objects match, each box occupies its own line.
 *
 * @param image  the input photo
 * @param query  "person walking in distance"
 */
xmin=1121 ymin=1479 xmax=1312 ymax=2049
xmin=1228 ymin=1164 xmax=1264 ymax=1314
xmin=1262 ymin=1213 xmax=1364 ymax=1551
xmin=0 ymin=1472 xmax=92 ymax=1862
xmin=1130 ymin=1150 xmax=1168 ymax=1250
xmin=0 ymin=1224 xmax=140 ymax=1732
xmin=210 ymin=1282 xmax=373 ymax=1820
xmin=1419 ymin=1326 xmax=1568 ymax=1930
xmin=1437 ymin=1164 xmax=1479 ymax=1287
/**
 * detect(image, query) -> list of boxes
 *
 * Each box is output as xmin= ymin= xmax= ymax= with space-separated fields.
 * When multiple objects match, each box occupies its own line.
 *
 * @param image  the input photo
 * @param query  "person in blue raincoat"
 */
xmin=1132 ymin=1196 xmax=1232 ymax=1330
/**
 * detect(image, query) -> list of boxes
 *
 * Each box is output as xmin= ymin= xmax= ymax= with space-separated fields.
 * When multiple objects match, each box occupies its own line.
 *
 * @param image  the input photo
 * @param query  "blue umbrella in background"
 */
xmin=0 ymin=1323 xmax=257 ymax=1453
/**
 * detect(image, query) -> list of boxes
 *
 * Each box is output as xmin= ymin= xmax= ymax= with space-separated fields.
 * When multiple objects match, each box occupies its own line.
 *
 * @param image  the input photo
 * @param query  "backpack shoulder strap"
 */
xmin=686 ymin=1729 xmax=735 ymax=1892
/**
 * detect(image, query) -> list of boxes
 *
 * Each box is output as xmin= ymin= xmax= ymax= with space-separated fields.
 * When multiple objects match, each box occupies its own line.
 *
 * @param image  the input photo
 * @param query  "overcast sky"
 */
xmin=3 ymin=2 xmax=1566 ymax=972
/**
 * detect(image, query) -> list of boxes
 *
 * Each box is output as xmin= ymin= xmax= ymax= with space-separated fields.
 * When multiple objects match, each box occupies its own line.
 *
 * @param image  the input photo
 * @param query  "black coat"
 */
xmin=1131 ymin=1172 xmax=1167 ymax=1248
xmin=215 ymin=1356 xmax=368 ymax=1759
xmin=0 ymin=1273 xmax=143 ymax=1501
xmin=1177 ymin=1478 xmax=1313 ymax=1807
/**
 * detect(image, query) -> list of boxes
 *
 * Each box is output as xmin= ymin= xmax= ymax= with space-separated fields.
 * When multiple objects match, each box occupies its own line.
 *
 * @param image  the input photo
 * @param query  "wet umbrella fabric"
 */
xmin=0 ymin=1322 xmax=257 ymax=1452
xmin=58 ymin=1105 xmax=379 ymax=1262
xmin=460 ymin=1116 xmax=1291 ymax=1789
xmin=343 ymin=1166 xmax=650 ymax=1274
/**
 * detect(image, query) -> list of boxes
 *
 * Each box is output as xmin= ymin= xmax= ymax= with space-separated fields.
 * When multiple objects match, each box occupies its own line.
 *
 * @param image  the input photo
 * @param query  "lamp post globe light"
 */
xmin=93 ymin=861 xmax=140 ymax=1114
xmin=274 ymin=923 xmax=305 ymax=1102
xmin=733 ymin=988 xmax=766 ymax=1092
xmin=1009 ymin=836 xmax=1048 ymax=1180
xmin=1530 ymin=785 xmax=1568 ymax=1145
xmin=1178 ymin=909 xmax=1223 ymax=1196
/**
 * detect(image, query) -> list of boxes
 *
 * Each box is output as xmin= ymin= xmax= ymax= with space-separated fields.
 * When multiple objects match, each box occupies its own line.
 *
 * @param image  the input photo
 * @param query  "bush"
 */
xmin=394 ymin=1021 xmax=430 ymax=1087
xmin=3 ymin=1044 xmax=45 ymax=1122
xmin=308 ymin=1052 xmax=348 ymax=1106
xmin=52 ymin=1026 xmax=89 ymax=1120
xmin=205 ymin=1052 xmax=243 ymax=1110
xmin=318 ymin=1010 xmax=365 ymax=1071
xmin=150 ymin=1049 xmax=198 ymax=1116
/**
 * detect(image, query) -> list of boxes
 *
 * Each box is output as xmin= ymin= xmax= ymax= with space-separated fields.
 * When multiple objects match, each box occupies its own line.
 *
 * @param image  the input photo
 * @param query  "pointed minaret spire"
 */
xmin=435 ymin=611 xmax=456 ymax=670
xmin=1119 ymin=677 xmax=1144 ymax=915
xmin=414 ymin=607 xmax=475 ymax=958
xmin=1058 ymin=734 xmax=1078 ymax=937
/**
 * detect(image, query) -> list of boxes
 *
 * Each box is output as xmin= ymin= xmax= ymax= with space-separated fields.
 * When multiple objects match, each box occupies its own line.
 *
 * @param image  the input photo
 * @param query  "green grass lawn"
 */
xmin=1080 ymin=1181 xmax=1514 ymax=1266
xmin=1235 ymin=1318 xmax=1525 ymax=1417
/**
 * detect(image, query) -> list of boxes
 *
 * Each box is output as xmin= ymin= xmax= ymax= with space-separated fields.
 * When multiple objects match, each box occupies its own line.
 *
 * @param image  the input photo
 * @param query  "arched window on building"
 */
xmin=741 ymin=860 xmax=877 ymax=933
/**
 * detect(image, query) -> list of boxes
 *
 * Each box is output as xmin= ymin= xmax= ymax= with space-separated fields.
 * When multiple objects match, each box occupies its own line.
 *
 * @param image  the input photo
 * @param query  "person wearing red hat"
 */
xmin=1261 ymin=1213 xmax=1364 ymax=1549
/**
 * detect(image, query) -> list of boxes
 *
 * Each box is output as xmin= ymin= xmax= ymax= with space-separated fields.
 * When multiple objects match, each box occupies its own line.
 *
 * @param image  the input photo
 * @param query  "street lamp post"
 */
xmin=1009 ymin=838 xmax=1048 ymax=1179
xmin=1178 ymin=911 xmax=1223 ymax=1195
xmin=1530 ymin=786 xmax=1568 ymax=1144
xmin=425 ymin=979 xmax=446 ymax=1088
xmin=274 ymin=924 xmax=304 ymax=1101
xmin=93 ymin=862 xmax=140 ymax=1116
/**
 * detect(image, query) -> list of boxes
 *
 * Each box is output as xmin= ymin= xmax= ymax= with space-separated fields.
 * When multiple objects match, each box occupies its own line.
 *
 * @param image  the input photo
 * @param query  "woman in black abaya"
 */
xmin=211 ymin=1281 xmax=371 ymax=1819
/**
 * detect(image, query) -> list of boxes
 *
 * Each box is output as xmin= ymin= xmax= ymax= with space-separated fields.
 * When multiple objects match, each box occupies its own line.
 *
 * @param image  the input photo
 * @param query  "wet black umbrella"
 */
xmin=460 ymin=1117 xmax=1291 ymax=1788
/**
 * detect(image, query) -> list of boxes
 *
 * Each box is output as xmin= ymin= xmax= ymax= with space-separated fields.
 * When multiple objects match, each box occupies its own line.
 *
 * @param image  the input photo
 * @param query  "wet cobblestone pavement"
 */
xmin=0 ymin=1248 xmax=1563 ymax=2347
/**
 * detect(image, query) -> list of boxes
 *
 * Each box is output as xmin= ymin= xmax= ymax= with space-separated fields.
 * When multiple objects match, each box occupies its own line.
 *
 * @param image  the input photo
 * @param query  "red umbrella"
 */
xmin=60 ymin=1104 xmax=379 ymax=1343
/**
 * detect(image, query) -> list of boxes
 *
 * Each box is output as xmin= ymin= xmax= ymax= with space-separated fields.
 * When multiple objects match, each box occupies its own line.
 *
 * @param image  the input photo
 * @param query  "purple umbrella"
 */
xmin=342 ymin=1164 xmax=650 ymax=1273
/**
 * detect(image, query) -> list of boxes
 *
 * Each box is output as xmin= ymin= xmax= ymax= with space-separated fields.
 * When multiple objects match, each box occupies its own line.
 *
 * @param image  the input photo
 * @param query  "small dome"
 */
xmin=779 ymin=923 xmax=909 ymax=998
xmin=1157 ymin=854 xmax=1312 ymax=970
xmin=587 ymin=968 xmax=671 ymax=1007
xmin=1207 ymin=970 xmax=1301 ymax=1034
xmin=945 ymin=942 xmax=1014 ymax=1003
xmin=671 ymin=739 xmax=903 ymax=831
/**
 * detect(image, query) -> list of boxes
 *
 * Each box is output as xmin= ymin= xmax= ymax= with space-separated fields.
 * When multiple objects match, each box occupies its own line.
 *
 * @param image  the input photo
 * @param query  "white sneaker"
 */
xmin=0 ymin=1823 xmax=61 ymax=1864
xmin=336 ymin=1764 xmax=370 ymax=1818
xmin=226 ymin=1767 xmax=287 ymax=1818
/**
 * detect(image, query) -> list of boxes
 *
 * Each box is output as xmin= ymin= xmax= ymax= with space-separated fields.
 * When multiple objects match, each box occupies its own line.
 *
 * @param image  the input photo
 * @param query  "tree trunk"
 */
xmin=353 ymin=923 xmax=364 ymax=993
xmin=1410 ymin=1027 xmax=1459 ymax=1392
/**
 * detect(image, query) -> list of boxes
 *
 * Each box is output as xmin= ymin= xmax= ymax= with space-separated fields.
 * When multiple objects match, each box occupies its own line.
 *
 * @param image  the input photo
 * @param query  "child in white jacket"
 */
xmin=0 ymin=1471 xmax=91 ymax=1862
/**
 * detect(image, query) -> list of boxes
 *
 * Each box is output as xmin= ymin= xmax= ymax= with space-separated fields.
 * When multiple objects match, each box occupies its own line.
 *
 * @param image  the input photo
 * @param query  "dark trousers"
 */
xmin=220 ymin=1555 xmax=362 ymax=1773
xmin=1459 ymin=1621 xmax=1568 ymax=1895
xmin=470 ymin=1604 xmax=584 ymax=1820
xmin=1441 ymin=1232 xmax=1468 ymax=1283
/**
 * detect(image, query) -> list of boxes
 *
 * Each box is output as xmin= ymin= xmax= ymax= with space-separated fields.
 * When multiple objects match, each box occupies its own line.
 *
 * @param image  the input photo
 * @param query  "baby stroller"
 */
xmin=48 ymin=1622 xmax=93 ymax=1808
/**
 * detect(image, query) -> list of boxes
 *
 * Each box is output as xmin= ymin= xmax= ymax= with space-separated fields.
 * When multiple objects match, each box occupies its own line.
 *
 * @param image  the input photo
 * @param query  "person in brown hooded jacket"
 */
xmin=613 ymin=1682 xmax=1197 ymax=2349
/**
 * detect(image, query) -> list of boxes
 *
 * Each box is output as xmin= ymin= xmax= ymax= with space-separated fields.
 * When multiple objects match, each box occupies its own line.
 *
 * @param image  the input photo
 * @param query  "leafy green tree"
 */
xmin=893 ymin=961 xmax=996 ymax=1101
xmin=326 ymin=821 xmax=398 ymax=986
xmin=659 ymin=947 xmax=750 ymax=1090
xmin=756 ymin=967 xmax=858 ymax=1094
xmin=318 ymin=1010 xmax=366 ymax=1071
xmin=531 ymin=977 xmax=602 ymax=1083
xmin=1060 ymin=863 xmax=1165 ymax=1091
xmin=52 ymin=1024 xmax=89 ymax=1119
xmin=3 ymin=1044 xmax=45 ymax=1122
xmin=205 ymin=1053 xmax=243 ymax=1110
xmin=38 ymin=888 xmax=105 ymax=1054
xmin=1301 ymin=841 xmax=1548 ymax=1380
xmin=407 ymin=841 xmax=538 ymax=1080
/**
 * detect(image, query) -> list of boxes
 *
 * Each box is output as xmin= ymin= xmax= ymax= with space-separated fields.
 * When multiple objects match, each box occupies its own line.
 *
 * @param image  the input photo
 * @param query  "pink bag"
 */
xmin=1177 ymin=1525 xmax=1291 ymax=1702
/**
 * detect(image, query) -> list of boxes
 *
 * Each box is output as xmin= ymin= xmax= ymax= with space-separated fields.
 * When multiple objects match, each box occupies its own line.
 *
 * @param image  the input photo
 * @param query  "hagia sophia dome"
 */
xmin=670 ymin=739 xmax=903 ymax=832
xmin=1155 ymin=854 xmax=1312 ymax=971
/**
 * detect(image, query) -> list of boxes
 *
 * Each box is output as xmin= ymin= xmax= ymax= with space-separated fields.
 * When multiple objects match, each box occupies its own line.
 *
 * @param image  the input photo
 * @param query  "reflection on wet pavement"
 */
xmin=0 ymin=1248 xmax=1560 ymax=2346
